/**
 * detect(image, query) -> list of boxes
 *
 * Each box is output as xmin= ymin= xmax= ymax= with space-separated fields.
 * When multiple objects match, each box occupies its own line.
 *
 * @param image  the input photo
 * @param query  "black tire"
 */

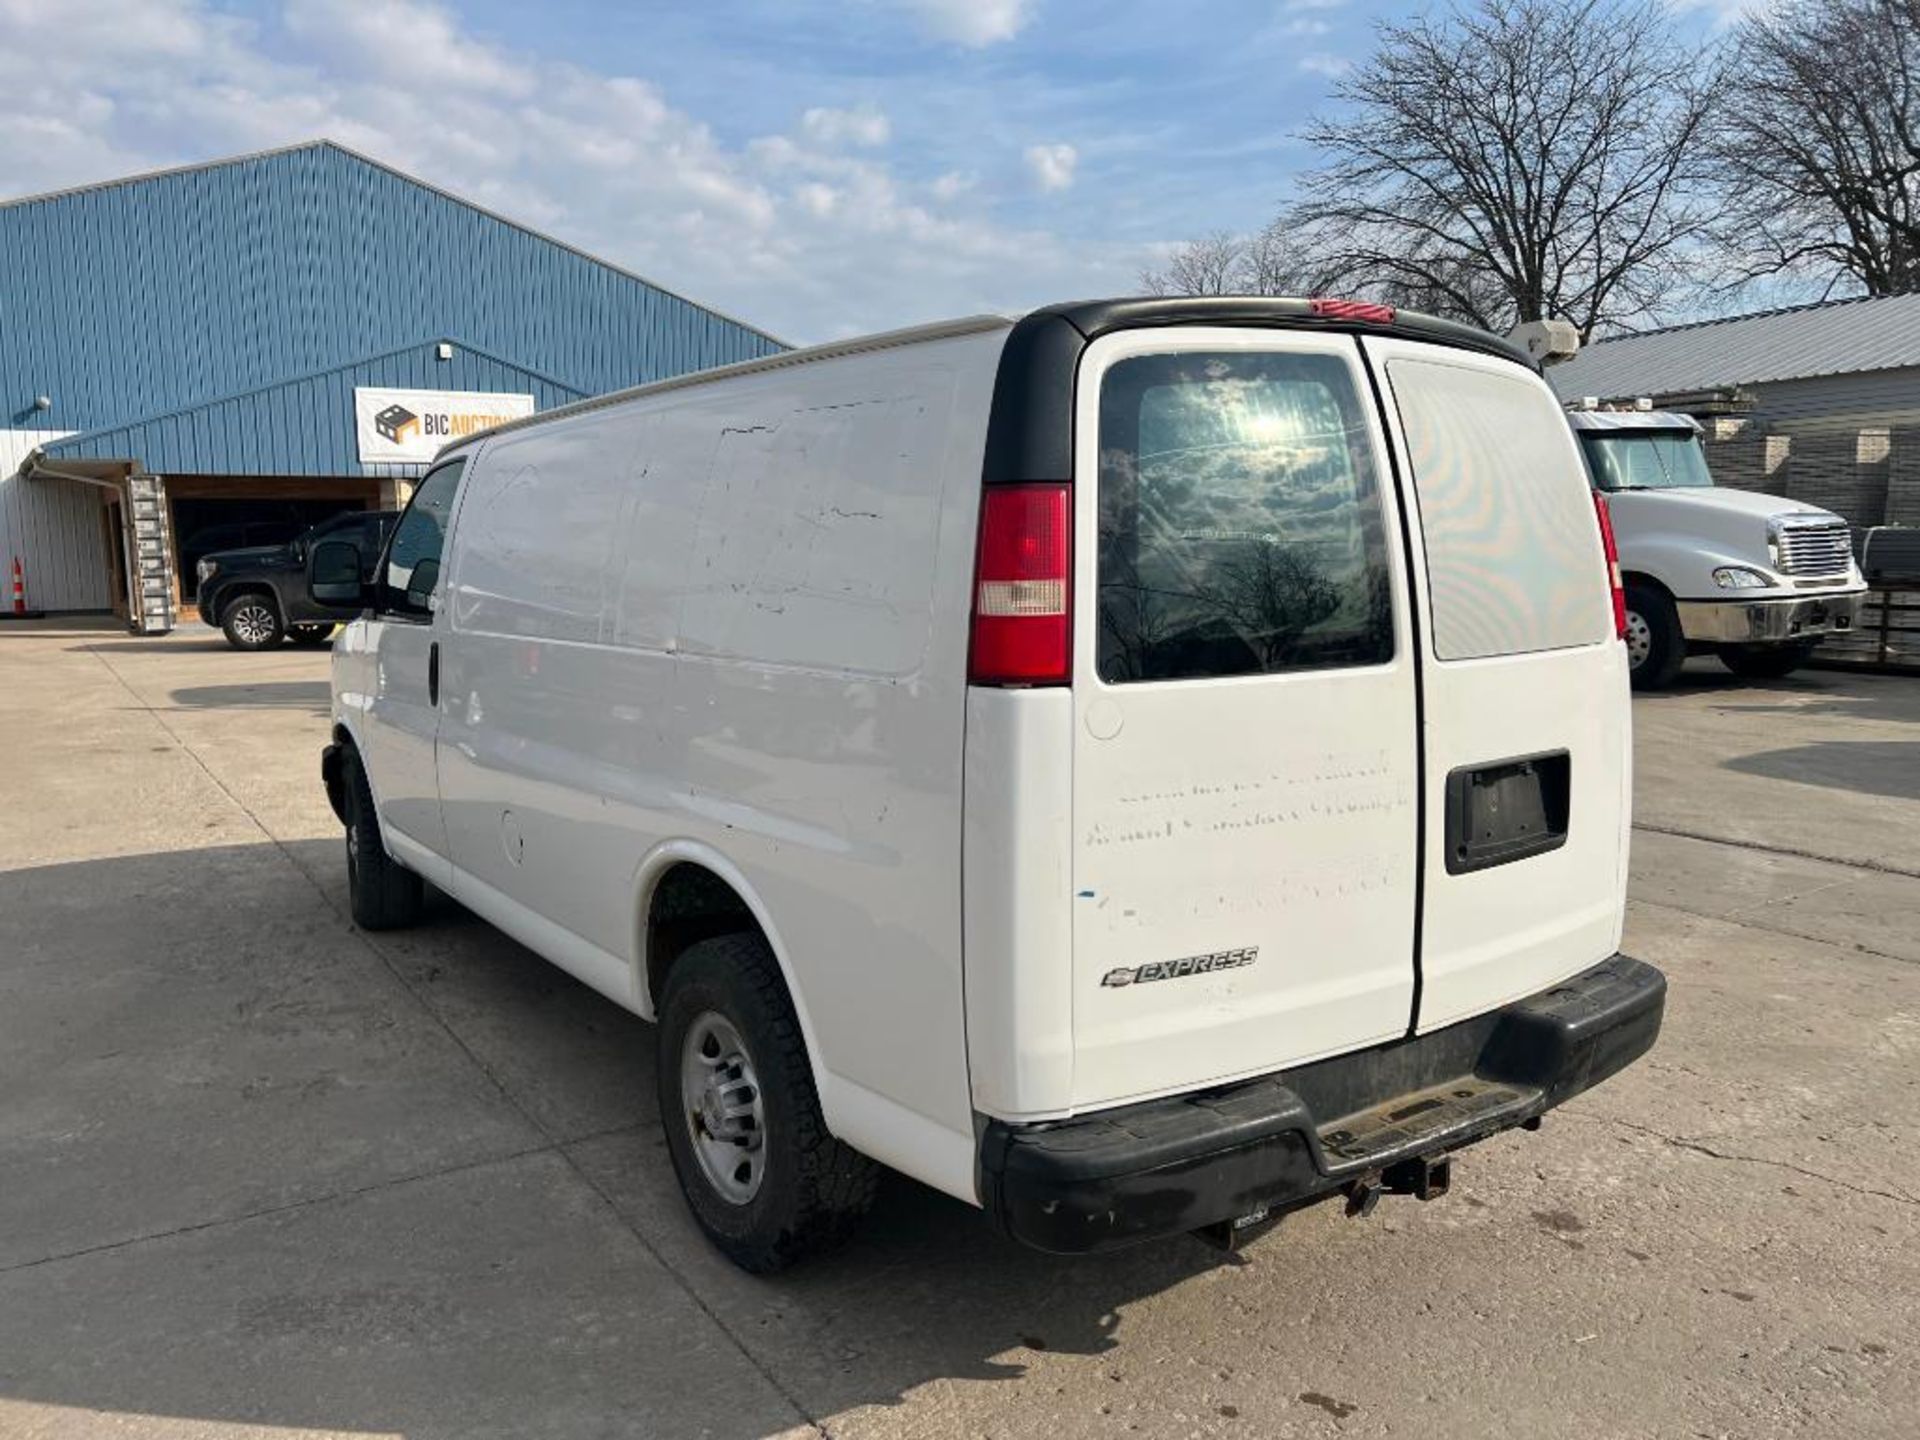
xmin=342 ymin=746 xmax=423 ymax=931
xmin=657 ymin=933 xmax=879 ymax=1272
xmin=220 ymin=593 xmax=284 ymax=651
xmin=1719 ymin=641 xmax=1817 ymax=680
xmin=288 ymin=623 xmax=336 ymax=647
xmin=1624 ymin=584 xmax=1686 ymax=691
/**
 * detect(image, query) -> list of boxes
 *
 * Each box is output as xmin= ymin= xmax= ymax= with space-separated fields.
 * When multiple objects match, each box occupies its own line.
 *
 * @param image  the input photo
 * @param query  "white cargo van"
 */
xmin=1566 ymin=408 xmax=1867 ymax=688
xmin=315 ymin=298 xmax=1665 ymax=1270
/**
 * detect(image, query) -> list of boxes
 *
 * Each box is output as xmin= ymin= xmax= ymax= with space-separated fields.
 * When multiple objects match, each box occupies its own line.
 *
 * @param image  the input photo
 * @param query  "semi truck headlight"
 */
xmin=1712 ymin=566 xmax=1769 ymax=589
xmin=196 ymin=558 xmax=217 ymax=582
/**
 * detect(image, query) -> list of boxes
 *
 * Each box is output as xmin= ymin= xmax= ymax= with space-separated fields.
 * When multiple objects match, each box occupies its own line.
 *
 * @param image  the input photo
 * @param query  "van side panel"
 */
xmin=437 ymin=328 xmax=1006 ymax=1204
xmin=963 ymin=687 xmax=1077 ymax=1120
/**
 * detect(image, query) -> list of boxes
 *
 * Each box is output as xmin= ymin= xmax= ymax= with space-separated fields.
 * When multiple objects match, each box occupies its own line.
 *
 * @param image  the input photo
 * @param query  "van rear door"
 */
xmin=1067 ymin=328 xmax=1421 ymax=1111
xmin=1363 ymin=337 xmax=1629 ymax=1033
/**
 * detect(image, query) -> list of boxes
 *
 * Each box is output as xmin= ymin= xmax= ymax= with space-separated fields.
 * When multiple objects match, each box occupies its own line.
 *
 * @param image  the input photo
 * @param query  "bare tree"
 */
xmin=1713 ymin=0 xmax=1920 ymax=295
xmin=1141 ymin=230 xmax=1247 ymax=295
xmin=1141 ymin=220 xmax=1313 ymax=296
xmin=1270 ymin=0 xmax=1721 ymax=337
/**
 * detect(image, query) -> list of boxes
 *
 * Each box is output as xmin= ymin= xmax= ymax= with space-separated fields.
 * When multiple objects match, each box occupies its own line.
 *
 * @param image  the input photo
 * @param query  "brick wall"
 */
xmin=1702 ymin=425 xmax=1909 ymax=528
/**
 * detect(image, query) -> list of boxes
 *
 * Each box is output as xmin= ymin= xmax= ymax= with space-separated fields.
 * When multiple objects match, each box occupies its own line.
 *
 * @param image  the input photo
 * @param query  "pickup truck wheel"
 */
xmin=221 ymin=595 xmax=284 ymax=651
xmin=342 ymin=747 xmax=423 ymax=931
xmin=288 ymin=624 xmax=336 ymax=647
xmin=1720 ymin=641 xmax=1818 ymax=680
xmin=658 ymin=933 xmax=879 ymax=1272
xmin=1623 ymin=585 xmax=1685 ymax=691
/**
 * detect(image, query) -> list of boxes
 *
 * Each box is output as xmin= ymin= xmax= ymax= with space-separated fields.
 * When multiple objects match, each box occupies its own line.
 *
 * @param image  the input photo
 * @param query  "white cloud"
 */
xmin=0 ymin=0 xmax=1131 ymax=341
xmin=800 ymin=104 xmax=891 ymax=148
xmin=1283 ymin=18 xmax=1330 ymax=36
xmin=881 ymin=0 xmax=1034 ymax=47
xmin=1297 ymin=52 xmax=1351 ymax=78
xmin=1024 ymin=142 xmax=1077 ymax=192
xmin=931 ymin=169 xmax=977 ymax=201
xmin=283 ymin=0 xmax=533 ymax=97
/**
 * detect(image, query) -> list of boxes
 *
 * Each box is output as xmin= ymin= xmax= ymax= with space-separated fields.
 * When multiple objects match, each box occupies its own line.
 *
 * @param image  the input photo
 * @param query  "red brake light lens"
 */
xmin=1310 ymin=297 xmax=1396 ymax=325
xmin=969 ymin=483 xmax=1071 ymax=686
xmin=1592 ymin=491 xmax=1628 ymax=640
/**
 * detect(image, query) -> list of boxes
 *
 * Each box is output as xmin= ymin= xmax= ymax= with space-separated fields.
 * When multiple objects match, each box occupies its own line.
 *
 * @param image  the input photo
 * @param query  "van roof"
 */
xmin=431 ymin=298 xmax=1534 ymax=467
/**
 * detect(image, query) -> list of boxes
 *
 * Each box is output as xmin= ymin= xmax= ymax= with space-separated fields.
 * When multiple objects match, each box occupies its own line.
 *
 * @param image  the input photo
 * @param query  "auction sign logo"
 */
xmin=354 ymin=386 xmax=535 ymax=464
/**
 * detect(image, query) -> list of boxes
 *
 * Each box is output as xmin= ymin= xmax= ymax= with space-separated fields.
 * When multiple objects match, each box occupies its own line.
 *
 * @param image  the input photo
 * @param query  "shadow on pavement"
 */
xmin=1724 ymin=739 xmax=1920 ymax=802
xmin=0 ymin=841 xmax=1228 ymax=1439
xmin=66 ymin=638 xmax=237 ymax=655
xmin=167 ymin=680 xmax=332 ymax=712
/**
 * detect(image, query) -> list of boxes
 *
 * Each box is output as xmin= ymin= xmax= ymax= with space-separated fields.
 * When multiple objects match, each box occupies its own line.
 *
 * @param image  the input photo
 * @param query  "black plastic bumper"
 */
xmin=979 ymin=953 xmax=1664 ymax=1253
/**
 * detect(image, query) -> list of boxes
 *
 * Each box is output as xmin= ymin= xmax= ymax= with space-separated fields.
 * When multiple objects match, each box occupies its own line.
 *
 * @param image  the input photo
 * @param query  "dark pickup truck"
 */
xmin=196 ymin=510 xmax=398 ymax=650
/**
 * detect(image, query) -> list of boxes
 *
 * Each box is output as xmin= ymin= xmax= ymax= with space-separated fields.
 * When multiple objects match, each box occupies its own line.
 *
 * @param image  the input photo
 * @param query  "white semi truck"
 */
xmin=1565 ymin=407 xmax=1866 ymax=688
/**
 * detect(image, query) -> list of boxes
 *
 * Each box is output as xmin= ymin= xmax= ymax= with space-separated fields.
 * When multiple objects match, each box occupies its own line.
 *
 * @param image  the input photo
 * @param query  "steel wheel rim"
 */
xmin=680 ymin=1011 xmax=766 ymax=1204
xmin=231 ymin=604 xmax=275 ymax=644
xmin=1624 ymin=609 xmax=1652 ymax=670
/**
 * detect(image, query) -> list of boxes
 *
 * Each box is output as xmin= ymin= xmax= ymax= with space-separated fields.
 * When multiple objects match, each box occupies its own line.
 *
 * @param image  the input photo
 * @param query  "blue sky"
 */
xmin=0 ymin=0 xmax=1742 ymax=343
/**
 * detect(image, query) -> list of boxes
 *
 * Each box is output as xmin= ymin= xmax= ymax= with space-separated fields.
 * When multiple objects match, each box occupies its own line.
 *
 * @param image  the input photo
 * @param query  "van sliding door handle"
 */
xmin=428 ymin=641 xmax=439 ymax=708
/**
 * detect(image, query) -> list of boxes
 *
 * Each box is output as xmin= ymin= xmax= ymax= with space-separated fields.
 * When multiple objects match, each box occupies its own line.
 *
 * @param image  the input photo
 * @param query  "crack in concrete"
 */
xmin=1566 ymin=1110 xmax=1920 ymax=1209
xmin=1632 ymin=821 xmax=1920 ymax=881
xmin=75 ymin=641 xmax=833 ymax=1439
xmin=0 ymin=1136 xmax=625 ymax=1278
xmin=1632 ymin=895 xmax=1919 ymax=969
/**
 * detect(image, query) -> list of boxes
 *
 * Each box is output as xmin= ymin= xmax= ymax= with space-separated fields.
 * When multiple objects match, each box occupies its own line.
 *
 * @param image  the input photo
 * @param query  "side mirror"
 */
xmin=309 ymin=539 xmax=367 ymax=607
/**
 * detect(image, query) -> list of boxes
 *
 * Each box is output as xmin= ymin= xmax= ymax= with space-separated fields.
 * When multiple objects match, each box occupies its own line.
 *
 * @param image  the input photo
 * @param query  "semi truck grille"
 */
xmin=1775 ymin=519 xmax=1852 ymax=577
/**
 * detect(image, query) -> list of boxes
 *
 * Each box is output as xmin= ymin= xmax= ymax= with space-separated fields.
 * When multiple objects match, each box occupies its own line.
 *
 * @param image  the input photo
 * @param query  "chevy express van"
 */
xmin=316 ymin=298 xmax=1664 ymax=1271
xmin=1567 ymin=408 xmax=1867 ymax=688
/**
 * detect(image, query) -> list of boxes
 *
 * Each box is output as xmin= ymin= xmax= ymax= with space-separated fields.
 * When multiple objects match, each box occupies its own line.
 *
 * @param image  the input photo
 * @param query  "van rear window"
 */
xmin=1095 ymin=351 xmax=1393 ymax=684
xmin=1386 ymin=358 xmax=1608 ymax=662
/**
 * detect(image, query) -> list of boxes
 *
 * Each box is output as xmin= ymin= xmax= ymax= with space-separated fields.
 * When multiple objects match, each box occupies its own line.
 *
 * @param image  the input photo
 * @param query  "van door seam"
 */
xmin=1355 ymin=341 xmax=1428 ymax=1041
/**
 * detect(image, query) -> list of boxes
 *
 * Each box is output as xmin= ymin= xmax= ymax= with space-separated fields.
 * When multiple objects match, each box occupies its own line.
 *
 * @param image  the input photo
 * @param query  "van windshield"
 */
xmin=1580 ymin=431 xmax=1714 ymax=492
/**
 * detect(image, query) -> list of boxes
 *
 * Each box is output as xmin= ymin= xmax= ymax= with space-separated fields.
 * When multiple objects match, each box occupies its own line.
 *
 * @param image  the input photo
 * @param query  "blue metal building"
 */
xmin=0 ymin=140 xmax=782 ymax=627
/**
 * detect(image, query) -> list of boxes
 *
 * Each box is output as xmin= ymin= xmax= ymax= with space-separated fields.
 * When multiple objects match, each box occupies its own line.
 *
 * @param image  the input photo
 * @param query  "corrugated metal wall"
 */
xmin=0 ymin=431 xmax=109 ymax=611
xmin=1750 ymin=369 xmax=1920 ymax=434
xmin=0 ymin=141 xmax=784 ymax=612
xmin=44 ymin=341 xmax=584 ymax=476
xmin=0 ymin=142 xmax=783 ymax=445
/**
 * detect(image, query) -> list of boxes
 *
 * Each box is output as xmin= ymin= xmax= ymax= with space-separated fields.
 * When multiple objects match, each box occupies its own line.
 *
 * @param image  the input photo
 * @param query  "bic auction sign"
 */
xmin=354 ymin=387 xmax=535 ymax=465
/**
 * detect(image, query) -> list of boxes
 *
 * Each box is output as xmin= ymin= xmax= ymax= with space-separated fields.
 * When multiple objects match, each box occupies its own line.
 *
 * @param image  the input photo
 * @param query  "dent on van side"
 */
xmin=321 ymin=297 xmax=1663 ymax=1270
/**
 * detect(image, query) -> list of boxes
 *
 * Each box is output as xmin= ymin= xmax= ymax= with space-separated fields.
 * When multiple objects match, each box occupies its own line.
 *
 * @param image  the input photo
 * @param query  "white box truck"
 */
xmin=314 ymin=298 xmax=1664 ymax=1271
xmin=1566 ymin=408 xmax=1867 ymax=688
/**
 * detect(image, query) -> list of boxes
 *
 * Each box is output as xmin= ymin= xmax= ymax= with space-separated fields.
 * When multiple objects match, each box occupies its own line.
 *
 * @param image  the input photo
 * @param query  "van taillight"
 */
xmin=969 ymin=483 xmax=1071 ymax=686
xmin=1593 ymin=492 xmax=1627 ymax=640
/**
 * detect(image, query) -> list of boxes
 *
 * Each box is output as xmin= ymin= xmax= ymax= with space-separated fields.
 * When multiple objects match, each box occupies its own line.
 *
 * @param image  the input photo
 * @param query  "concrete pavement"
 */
xmin=2 ymin=622 xmax=1915 ymax=1438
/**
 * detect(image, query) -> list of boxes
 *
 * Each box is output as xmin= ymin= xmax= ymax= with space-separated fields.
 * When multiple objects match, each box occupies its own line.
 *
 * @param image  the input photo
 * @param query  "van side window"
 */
xmin=1387 ymin=358 xmax=1607 ymax=661
xmin=378 ymin=459 xmax=465 ymax=619
xmin=1096 ymin=351 xmax=1394 ymax=684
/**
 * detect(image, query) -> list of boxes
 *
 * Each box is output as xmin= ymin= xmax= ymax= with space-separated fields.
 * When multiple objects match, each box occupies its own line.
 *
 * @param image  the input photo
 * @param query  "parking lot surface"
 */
xmin=2 ymin=619 xmax=1916 ymax=1439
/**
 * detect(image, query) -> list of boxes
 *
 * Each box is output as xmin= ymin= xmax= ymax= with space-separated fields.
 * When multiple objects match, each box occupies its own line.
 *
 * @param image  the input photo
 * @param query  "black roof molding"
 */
xmin=982 ymin=296 xmax=1533 ymax=483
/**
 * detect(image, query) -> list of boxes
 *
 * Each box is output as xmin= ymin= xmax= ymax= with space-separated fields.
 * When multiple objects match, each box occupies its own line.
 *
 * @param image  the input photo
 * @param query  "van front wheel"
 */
xmin=342 ymin=747 xmax=423 ymax=931
xmin=657 ymin=933 xmax=879 ymax=1272
xmin=1624 ymin=585 xmax=1685 ymax=691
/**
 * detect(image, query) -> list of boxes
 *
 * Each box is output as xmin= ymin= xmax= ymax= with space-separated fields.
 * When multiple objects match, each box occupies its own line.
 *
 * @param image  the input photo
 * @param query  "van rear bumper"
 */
xmin=978 ymin=954 xmax=1664 ymax=1254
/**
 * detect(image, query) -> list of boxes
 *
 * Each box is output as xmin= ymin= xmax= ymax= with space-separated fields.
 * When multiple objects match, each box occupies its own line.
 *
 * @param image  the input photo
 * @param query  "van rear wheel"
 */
xmin=1624 ymin=585 xmax=1685 ymax=691
xmin=657 ymin=933 xmax=879 ymax=1272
